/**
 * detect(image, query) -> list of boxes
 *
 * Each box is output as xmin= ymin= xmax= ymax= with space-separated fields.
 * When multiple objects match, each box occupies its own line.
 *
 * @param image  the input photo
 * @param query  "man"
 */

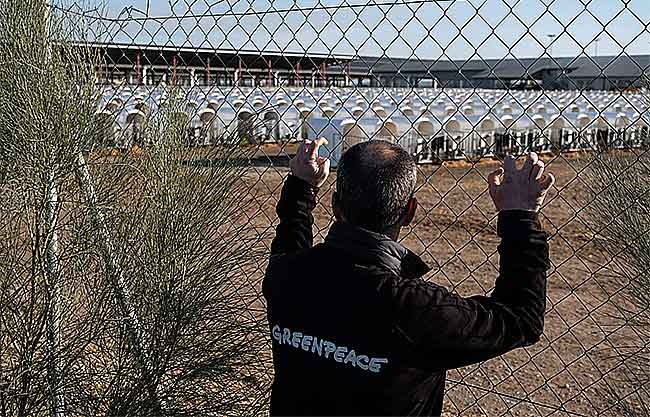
xmin=263 ymin=138 xmax=554 ymax=416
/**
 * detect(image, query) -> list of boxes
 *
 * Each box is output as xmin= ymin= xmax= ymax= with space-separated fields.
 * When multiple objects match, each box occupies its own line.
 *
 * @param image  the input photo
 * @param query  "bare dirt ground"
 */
xmin=233 ymin=146 xmax=645 ymax=416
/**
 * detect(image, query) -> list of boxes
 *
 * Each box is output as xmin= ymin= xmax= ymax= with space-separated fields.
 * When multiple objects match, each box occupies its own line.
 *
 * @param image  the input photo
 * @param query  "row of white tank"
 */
xmin=92 ymin=85 xmax=650 ymax=165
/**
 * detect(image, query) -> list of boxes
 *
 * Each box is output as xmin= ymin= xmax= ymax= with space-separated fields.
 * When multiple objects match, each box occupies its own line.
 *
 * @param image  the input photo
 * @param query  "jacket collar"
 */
xmin=324 ymin=221 xmax=431 ymax=280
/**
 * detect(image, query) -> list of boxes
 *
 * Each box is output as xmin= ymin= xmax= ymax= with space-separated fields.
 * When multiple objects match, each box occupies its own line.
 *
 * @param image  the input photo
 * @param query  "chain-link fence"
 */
xmin=5 ymin=0 xmax=650 ymax=415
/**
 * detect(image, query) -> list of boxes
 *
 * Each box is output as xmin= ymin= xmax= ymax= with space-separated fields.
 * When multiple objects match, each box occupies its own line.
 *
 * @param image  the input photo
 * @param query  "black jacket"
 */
xmin=263 ymin=175 xmax=550 ymax=416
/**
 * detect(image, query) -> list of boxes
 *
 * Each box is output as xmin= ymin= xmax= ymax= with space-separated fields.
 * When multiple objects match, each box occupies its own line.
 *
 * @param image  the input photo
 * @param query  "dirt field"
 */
xmin=235 ymin=147 xmax=644 ymax=416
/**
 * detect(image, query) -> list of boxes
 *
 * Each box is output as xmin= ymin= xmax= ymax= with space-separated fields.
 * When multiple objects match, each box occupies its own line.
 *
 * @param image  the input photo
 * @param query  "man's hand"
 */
xmin=488 ymin=152 xmax=555 ymax=213
xmin=289 ymin=138 xmax=331 ymax=188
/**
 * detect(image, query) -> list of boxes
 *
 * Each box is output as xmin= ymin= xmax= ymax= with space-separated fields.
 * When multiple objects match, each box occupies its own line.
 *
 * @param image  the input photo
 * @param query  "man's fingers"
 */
xmin=291 ymin=139 xmax=315 ymax=168
xmin=309 ymin=137 xmax=329 ymax=161
xmin=488 ymin=168 xmax=503 ymax=203
xmin=503 ymin=155 xmax=516 ymax=175
xmin=522 ymin=152 xmax=539 ymax=178
xmin=294 ymin=140 xmax=310 ymax=162
xmin=539 ymin=172 xmax=555 ymax=191
xmin=318 ymin=157 xmax=331 ymax=175
xmin=315 ymin=157 xmax=331 ymax=187
xmin=531 ymin=160 xmax=545 ymax=181
xmin=303 ymin=139 xmax=313 ymax=151
xmin=488 ymin=168 xmax=504 ymax=187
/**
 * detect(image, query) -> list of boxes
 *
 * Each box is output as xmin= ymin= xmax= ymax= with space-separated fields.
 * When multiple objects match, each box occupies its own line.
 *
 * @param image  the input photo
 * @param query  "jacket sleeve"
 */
xmin=270 ymin=174 xmax=318 ymax=257
xmin=392 ymin=210 xmax=550 ymax=371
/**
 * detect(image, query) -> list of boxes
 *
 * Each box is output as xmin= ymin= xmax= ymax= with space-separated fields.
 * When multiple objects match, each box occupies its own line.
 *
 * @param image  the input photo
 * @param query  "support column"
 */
xmin=296 ymin=61 xmax=302 ymax=87
xmin=206 ymin=57 xmax=211 ymax=86
xmin=320 ymin=62 xmax=325 ymax=86
xmin=345 ymin=63 xmax=351 ymax=87
xmin=237 ymin=57 xmax=243 ymax=87
xmin=135 ymin=52 xmax=142 ymax=85
xmin=172 ymin=55 xmax=177 ymax=86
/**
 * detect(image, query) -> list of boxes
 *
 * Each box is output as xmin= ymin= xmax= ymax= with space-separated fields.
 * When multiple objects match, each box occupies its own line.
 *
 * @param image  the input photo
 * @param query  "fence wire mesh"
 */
xmin=5 ymin=0 xmax=650 ymax=415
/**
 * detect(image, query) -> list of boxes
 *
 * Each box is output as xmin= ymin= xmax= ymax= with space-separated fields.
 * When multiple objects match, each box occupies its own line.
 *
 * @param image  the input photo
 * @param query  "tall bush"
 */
xmin=0 ymin=1 xmax=270 ymax=416
xmin=586 ymin=139 xmax=650 ymax=414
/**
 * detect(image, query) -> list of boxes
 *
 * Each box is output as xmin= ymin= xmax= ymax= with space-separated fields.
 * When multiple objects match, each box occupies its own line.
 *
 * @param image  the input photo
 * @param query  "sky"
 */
xmin=64 ymin=0 xmax=650 ymax=61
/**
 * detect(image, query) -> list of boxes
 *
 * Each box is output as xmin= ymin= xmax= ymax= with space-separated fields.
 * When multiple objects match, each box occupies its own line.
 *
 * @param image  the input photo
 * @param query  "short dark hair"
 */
xmin=336 ymin=140 xmax=417 ymax=233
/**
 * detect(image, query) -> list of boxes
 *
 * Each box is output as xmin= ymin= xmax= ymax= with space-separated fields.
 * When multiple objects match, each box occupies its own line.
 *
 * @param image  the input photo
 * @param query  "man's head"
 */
xmin=333 ymin=140 xmax=418 ymax=239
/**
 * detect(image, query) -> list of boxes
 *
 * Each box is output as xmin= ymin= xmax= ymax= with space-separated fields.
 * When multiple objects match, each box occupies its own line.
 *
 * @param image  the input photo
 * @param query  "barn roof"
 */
xmin=341 ymin=54 xmax=650 ymax=80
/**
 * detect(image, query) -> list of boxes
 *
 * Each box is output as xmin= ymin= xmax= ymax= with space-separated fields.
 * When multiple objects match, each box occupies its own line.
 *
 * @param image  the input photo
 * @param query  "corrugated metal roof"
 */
xmin=341 ymin=55 xmax=650 ymax=80
xmin=81 ymin=41 xmax=650 ymax=81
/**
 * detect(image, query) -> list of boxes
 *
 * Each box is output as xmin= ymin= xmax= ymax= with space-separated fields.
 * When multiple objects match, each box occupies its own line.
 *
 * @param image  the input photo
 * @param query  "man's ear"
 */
xmin=332 ymin=192 xmax=343 ymax=222
xmin=402 ymin=197 xmax=417 ymax=227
